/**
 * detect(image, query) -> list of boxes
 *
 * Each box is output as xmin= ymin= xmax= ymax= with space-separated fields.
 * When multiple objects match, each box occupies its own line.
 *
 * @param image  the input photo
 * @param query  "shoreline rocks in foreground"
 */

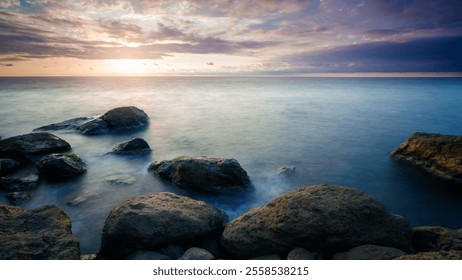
xmin=149 ymin=156 xmax=251 ymax=192
xmin=391 ymin=132 xmax=462 ymax=184
xmin=0 ymin=204 xmax=80 ymax=260
xmin=36 ymin=153 xmax=87 ymax=180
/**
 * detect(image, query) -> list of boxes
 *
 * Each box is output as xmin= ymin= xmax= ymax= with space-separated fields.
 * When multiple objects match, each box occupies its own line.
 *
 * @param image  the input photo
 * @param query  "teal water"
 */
xmin=1 ymin=76 xmax=461 ymax=253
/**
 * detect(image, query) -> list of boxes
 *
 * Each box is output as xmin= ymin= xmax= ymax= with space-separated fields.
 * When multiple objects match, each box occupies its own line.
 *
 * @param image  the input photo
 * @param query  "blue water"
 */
xmin=1 ymin=76 xmax=461 ymax=253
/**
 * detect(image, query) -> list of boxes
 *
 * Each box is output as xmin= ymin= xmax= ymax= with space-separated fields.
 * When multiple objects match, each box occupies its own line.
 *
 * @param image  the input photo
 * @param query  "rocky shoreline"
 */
xmin=1 ymin=108 xmax=461 ymax=260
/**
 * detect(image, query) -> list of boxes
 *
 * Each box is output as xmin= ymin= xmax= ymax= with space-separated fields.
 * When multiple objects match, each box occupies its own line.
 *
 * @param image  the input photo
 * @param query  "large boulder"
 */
xmin=36 ymin=153 xmax=86 ymax=180
xmin=411 ymin=226 xmax=462 ymax=252
xmin=149 ymin=156 xmax=251 ymax=192
xmin=111 ymin=138 xmax=151 ymax=155
xmin=0 ymin=132 xmax=71 ymax=162
xmin=0 ymin=204 xmax=80 ymax=259
xmin=221 ymin=184 xmax=412 ymax=259
xmin=390 ymin=132 xmax=462 ymax=183
xmin=99 ymin=192 xmax=228 ymax=259
xmin=100 ymin=106 xmax=149 ymax=130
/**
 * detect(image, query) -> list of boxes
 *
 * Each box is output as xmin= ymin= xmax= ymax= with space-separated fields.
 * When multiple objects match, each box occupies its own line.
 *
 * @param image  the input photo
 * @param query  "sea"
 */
xmin=0 ymin=76 xmax=461 ymax=254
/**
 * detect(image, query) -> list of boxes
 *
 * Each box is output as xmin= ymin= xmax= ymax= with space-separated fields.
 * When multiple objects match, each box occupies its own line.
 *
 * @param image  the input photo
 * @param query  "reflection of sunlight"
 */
xmin=104 ymin=59 xmax=151 ymax=75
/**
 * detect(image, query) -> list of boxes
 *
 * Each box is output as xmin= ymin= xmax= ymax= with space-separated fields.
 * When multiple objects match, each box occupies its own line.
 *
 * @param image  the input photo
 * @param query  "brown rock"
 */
xmin=332 ymin=245 xmax=406 ymax=260
xmin=395 ymin=250 xmax=462 ymax=260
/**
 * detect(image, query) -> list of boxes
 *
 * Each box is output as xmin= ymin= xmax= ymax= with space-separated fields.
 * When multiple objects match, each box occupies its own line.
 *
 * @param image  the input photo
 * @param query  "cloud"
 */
xmin=0 ymin=63 xmax=14 ymax=67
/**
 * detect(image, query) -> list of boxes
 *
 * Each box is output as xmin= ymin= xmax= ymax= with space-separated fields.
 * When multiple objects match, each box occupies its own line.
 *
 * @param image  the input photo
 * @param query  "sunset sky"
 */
xmin=0 ymin=0 xmax=461 ymax=76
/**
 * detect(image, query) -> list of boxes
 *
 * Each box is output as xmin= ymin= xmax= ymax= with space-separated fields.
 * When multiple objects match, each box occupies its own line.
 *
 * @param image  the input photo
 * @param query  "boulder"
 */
xmin=99 ymin=192 xmax=228 ymax=259
xmin=412 ymin=226 xmax=462 ymax=252
xmin=0 ymin=158 xmax=20 ymax=176
xmin=149 ymin=156 xmax=251 ymax=192
xmin=6 ymin=191 xmax=32 ymax=205
xmin=332 ymin=245 xmax=406 ymax=260
xmin=111 ymin=138 xmax=151 ymax=155
xmin=77 ymin=118 xmax=109 ymax=135
xmin=277 ymin=166 xmax=296 ymax=176
xmin=395 ymin=250 xmax=462 ymax=260
xmin=0 ymin=204 xmax=80 ymax=259
xmin=36 ymin=153 xmax=86 ymax=180
xmin=287 ymin=247 xmax=317 ymax=260
xmin=34 ymin=117 xmax=92 ymax=131
xmin=179 ymin=247 xmax=215 ymax=260
xmin=100 ymin=106 xmax=149 ymax=130
xmin=127 ymin=250 xmax=170 ymax=260
xmin=105 ymin=174 xmax=136 ymax=185
xmin=221 ymin=184 xmax=412 ymax=259
xmin=390 ymin=132 xmax=462 ymax=183
xmin=0 ymin=174 xmax=39 ymax=192
xmin=0 ymin=132 xmax=71 ymax=162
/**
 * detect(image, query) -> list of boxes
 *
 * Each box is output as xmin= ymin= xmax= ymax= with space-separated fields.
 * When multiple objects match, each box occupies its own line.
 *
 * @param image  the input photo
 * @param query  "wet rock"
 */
xmin=77 ymin=118 xmax=109 ymax=135
xmin=99 ymin=192 xmax=227 ymax=259
xmin=127 ymin=250 xmax=170 ymax=260
xmin=0 ymin=174 xmax=39 ymax=192
xmin=0 ymin=132 xmax=71 ymax=162
xmin=391 ymin=132 xmax=462 ymax=183
xmin=287 ymin=247 xmax=317 ymax=260
xmin=0 ymin=204 xmax=80 ymax=259
xmin=0 ymin=159 xmax=20 ymax=176
xmin=100 ymin=106 xmax=149 ymax=130
xmin=36 ymin=153 xmax=86 ymax=180
xmin=395 ymin=250 xmax=462 ymax=260
xmin=332 ymin=245 xmax=406 ymax=260
xmin=81 ymin=254 xmax=97 ymax=260
xmin=105 ymin=174 xmax=136 ymax=185
xmin=34 ymin=117 xmax=92 ymax=131
xmin=277 ymin=166 xmax=296 ymax=176
xmin=412 ymin=226 xmax=462 ymax=252
xmin=221 ymin=184 xmax=412 ymax=259
xmin=6 ymin=191 xmax=32 ymax=205
xmin=157 ymin=244 xmax=185 ymax=260
xmin=179 ymin=247 xmax=215 ymax=260
xmin=250 ymin=254 xmax=282 ymax=260
xmin=149 ymin=156 xmax=251 ymax=192
xmin=111 ymin=138 xmax=151 ymax=155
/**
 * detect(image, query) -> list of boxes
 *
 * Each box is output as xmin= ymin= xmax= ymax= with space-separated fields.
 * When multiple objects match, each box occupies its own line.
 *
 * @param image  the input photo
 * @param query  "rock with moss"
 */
xmin=221 ymin=184 xmax=412 ymax=259
xmin=0 ymin=204 xmax=80 ymax=259
xmin=0 ymin=132 xmax=71 ymax=162
xmin=390 ymin=132 xmax=462 ymax=183
xmin=149 ymin=156 xmax=251 ymax=192
xmin=111 ymin=138 xmax=151 ymax=154
xmin=36 ymin=153 xmax=86 ymax=180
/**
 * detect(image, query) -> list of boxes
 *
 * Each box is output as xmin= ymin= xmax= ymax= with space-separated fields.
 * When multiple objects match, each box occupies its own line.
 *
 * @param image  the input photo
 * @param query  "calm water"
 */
xmin=1 ymin=76 xmax=462 ymax=253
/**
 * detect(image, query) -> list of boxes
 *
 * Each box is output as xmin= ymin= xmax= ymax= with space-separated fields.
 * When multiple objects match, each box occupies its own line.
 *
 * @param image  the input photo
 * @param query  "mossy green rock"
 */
xmin=36 ymin=153 xmax=86 ymax=180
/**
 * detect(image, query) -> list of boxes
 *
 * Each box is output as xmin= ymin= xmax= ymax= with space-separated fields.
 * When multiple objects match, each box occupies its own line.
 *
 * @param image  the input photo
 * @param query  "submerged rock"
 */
xmin=111 ymin=138 xmax=151 ymax=154
xmin=0 ymin=174 xmax=39 ymax=192
xmin=36 ymin=153 xmax=86 ymax=180
xmin=34 ymin=117 xmax=92 ymax=131
xmin=277 ymin=166 xmax=296 ymax=176
xmin=0 ymin=204 xmax=80 ymax=259
xmin=99 ymin=192 xmax=227 ymax=260
xmin=0 ymin=158 xmax=20 ymax=176
xmin=149 ymin=156 xmax=251 ymax=192
xmin=221 ymin=184 xmax=412 ymax=259
xmin=0 ymin=132 xmax=71 ymax=162
xmin=6 ymin=191 xmax=32 ymax=205
xmin=391 ymin=132 xmax=462 ymax=183
xmin=104 ymin=174 xmax=136 ymax=185
xmin=332 ymin=245 xmax=406 ymax=260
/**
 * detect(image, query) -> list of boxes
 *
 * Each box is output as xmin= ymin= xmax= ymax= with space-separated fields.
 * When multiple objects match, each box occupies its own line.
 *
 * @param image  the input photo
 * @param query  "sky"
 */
xmin=0 ymin=0 xmax=461 ymax=76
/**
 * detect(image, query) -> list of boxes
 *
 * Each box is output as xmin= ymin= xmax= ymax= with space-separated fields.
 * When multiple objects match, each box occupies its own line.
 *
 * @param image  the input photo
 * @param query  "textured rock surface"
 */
xmin=77 ymin=118 xmax=109 ymax=135
xmin=0 ymin=174 xmax=39 ymax=192
xmin=0 ymin=158 xmax=20 ymax=176
xmin=6 ymin=191 xmax=32 ymax=205
xmin=99 ymin=192 xmax=227 ymax=259
xmin=332 ymin=245 xmax=406 ymax=260
xmin=287 ymin=247 xmax=317 ymax=260
xmin=412 ymin=226 xmax=462 ymax=252
xmin=34 ymin=117 xmax=92 ymax=131
xmin=105 ymin=174 xmax=136 ymax=185
xmin=111 ymin=138 xmax=151 ymax=154
xmin=158 ymin=244 xmax=185 ymax=260
xmin=149 ymin=156 xmax=251 ymax=192
xmin=390 ymin=132 xmax=462 ymax=183
xmin=36 ymin=153 xmax=86 ymax=180
xmin=395 ymin=250 xmax=462 ymax=260
xmin=0 ymin=204 xmax=80 ymax=259
xmin=0 ymin=132 xmax=71 ymax=162
xmin=221 ymin=184 xmax=412 ymax=259
xmin=101 ymin=106 xmax=149 ymax=130
xmin=179 ymin=247 xmax=215 ymax=260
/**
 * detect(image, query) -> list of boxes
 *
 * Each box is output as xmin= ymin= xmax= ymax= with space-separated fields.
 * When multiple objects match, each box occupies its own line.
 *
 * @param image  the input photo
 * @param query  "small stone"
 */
xmin=179 ymin=247 xmax=215 ymax=260
xmin=332 ymin=245 xmax=406 ymax=260
xmin=81 ymin=254 xmax=98 ymax=260
xmin=111 ymin=138 xmax=151 ymax=155
xmin=287 ymin=247 xmax=317 ymax=260
xmin=36 ymin=153 xmax=86 ymax=180
xmin=0 ymin=174 xmax=39 ymax=192
xmin=158 ymin=244 xmax=185 ymax=260
xmin=277 ymin=166 xmax=296 ymax=176
xmin=6 ymin=192 xmax=32 ymax=205
xmin=105 ymin=174 xmax=136 ymax=185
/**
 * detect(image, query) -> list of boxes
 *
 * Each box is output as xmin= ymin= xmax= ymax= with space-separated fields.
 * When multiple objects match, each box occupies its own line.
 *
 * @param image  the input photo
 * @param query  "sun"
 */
xmin=104 ymin=59 xmax=152 ymax=75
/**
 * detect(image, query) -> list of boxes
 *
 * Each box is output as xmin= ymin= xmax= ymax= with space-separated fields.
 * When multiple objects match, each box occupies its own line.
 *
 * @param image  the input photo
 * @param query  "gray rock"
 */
xmin=36 ymin=153 xmax=86 ymax=180
xmin=221 ymin=184 xmax=412 ymax=259
xmin=395 ymin=250 xmax=462 ymax=260
xmin=111 ymin=138 xmax=151 ymax=155
xmin=34 ymin=117 xmax=92 ymax=131
xmin=105 ymin=174 xmax=136 ymax=185
xmin=412 ymin=226 xmax=462 ymax=252
xmin=179 ymin=247 xmax=215 ymax=260
xmin=332 ymin=245 xmax=406 ymax=260
xmin=99 ymin=192 xmax=227 ymax=259
xmin=250 ymin=254 xmax=281 ymax=260
xmin=77 ymin=118 xmax=109 ymax=135
xmin=158 ymin=244 xmax=185 ymax=260
xmin=0 ymin=158 xmax=20 ymax=176
xmin=287 ymin=247 xmax=317 ymax=260
xmin=0 ymin=174 xmax=39 ymax=192
xmin=0 ymin=204 xmax=80 ymax=259
xmin=101 ymin=106 xmax=149 ymax=130
xmin=391 ymin=132 xmax=462 ymax=183
xmin=0 ymin=132 xmax=71 ymax=162
xmin=127 ymin=250 xmax=170 ymax=260
xmin=149 ymin=156 xmax=251 ymax=192
xmin=81 ymin=254 xmax=97 ymax=260
xmin=277 ymin=166 xmax=296 ymax=176
xmin=6 ymin=191 xmax=32 ymax=205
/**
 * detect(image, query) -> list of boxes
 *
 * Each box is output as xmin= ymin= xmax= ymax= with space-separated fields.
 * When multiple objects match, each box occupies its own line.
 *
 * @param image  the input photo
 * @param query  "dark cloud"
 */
xmin=98 ymin=19 xmax=143 ymax=40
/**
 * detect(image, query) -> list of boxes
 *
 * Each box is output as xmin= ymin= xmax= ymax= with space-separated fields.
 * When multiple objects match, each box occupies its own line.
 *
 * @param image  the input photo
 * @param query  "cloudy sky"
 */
xmin=0 ymin=0 xmax=461 ymax=76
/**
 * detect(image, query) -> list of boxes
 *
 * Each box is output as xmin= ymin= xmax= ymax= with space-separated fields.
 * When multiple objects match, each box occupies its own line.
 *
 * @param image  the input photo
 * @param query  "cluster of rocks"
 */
xmin=0 ymin=107 xmax=151 ymax=205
